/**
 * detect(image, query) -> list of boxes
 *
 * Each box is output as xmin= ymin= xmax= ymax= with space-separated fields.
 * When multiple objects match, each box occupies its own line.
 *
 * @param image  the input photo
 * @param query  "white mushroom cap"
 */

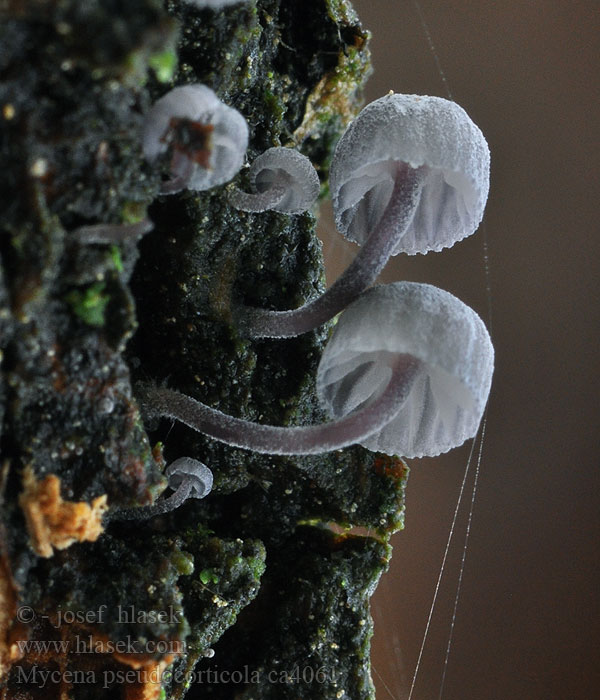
xmin=142 ymin=84 xmax=248 ymax=192
xmin=165 ymin=457 xmax=213 ymax=499
xmin=317 ymin=282 xmax=494 ymax=457
xmin=230 ymin=147 xmax=320 ymax=214
xmin=329 ymin=94 xmax=490 ymax=255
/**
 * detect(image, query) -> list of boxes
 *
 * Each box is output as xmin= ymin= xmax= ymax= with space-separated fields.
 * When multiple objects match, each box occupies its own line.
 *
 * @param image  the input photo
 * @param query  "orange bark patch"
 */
xmin=122 ymin=657 xmax=176 ymax=700
xmin=5 ymin=619 xmax=180 ymax=700
xmin=19 ymin=467 xmax=108 ymax=558
xmin=373 ymin=454 xmax=408 ymax=480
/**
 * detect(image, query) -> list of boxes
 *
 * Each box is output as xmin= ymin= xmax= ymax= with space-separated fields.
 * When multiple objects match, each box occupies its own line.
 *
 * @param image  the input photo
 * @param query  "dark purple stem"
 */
xmin=138 ymin=355 xmax=421 ymax=456
xmin=160 ymin=151 xmax=194 ymax=195
xmin=72 ymin=219 xmax=154 ymax=244
xmin=109 ymin=480 xmax=192 ymax=521
xmin=236 ymin=167 xmax=425 ymax=338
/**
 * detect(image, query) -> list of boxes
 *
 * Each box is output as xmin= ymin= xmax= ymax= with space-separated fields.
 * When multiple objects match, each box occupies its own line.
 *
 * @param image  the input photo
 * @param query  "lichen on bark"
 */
xmin=0 ymin=1 xmax=408 ymax=698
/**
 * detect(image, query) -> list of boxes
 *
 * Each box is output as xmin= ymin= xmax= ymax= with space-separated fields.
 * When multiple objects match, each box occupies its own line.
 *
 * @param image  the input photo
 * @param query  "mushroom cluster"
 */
xmin=140 ymin=282 xmax=493 ymax=459
xmin=130 ymin=86 xmax=493 ymax=517
xmin=236 ymin=93 xmax=490 ymax=337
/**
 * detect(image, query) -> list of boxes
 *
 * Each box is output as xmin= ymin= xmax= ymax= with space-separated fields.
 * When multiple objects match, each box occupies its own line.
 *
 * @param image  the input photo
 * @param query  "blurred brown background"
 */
xmin=318 ymin=1 xmax=599 ymax=698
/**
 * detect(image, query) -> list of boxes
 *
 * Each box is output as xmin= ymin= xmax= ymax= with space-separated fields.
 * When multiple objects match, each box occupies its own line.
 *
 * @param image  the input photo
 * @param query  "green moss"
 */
xmin=199 ymin=568 xmax=219 ymax=585
xmin=110 ymin=245 xmax=124 ymax=273
xmin=325 ymin=0 xmax=361 ymax=25
xmin=172 ymin=550 xmax=195 ymax=576
xmin=121 ymin=200 xmax=148 ymax=224
xmin=65 ymin=281 xmax=111 ymax=327
xmin=175 ymin=534 xmax=267 ymax=657
xmin=149 ymin=49 xmax=178 ymax=83
xmin=194 ymin=527 xmax=390 ymax=699
xmin=263 ymin=88 xmax=286 ymax=123
xmin=121 ymin=14 xmax=179 ymax=87
xmin=293 ymin=39 xmax=371 ymax=148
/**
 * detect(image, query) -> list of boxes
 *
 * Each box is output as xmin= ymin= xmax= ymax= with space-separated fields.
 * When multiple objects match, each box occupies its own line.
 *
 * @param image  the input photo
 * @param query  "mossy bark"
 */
xmin=0 ymin=2 xmax=408 ymax=698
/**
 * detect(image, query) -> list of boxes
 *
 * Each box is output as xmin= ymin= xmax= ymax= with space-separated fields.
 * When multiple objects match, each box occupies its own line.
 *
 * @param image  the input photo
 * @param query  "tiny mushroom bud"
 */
xmin=165 ymin=457 xmax=213 ymax=500
xmin=229 ymin=147 xmax=320 ymax=214
xmin=138 ymin=282 xmax=493 ymax=458
xmin=109 ymin=457 xmax=213 ymax=521
xmin=318 ymin=282 xmax=494 ymax=457
xmin=142 ymin=84 xmax=248 ymax=195
xmin=235 ymin=93 xmax=490 ymax=338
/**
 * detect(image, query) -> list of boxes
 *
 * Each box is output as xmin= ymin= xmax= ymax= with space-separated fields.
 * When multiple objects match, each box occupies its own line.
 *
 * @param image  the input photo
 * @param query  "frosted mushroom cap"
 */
xmin=142 ymin=84 xmax=248 ymax=192
xmin=249 ymin=147 xmax=320 ymax=214
xmin=165 ymin=457 xmax=213 ymax=499
xmin=316 ymin=282 xmax=494 ymax=457
xmin=329 ymin=93 xmax=490 ymax=255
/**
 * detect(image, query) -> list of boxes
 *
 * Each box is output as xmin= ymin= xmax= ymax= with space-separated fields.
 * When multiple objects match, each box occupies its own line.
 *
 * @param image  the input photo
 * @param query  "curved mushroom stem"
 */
xmin=138 ymin=354 xmax=421 ymax=456
xmin=236 ymin=166 xmax=426 ymax=338
xmin=160 ymin=151 xmax=195 ymax=195
xmin=108 ymin=480 xmax=192 ymax=521
xmin=228 ymin=183 xmax=287 ymax=213
xmin=72 ymin=218 xmax=154 ymax=244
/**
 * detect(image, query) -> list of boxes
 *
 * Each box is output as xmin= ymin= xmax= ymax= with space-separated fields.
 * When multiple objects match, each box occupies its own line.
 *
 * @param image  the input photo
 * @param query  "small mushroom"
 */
xmin=142 ymin=84 xmax=248 ymax=195
xmin=229 ymin=147 xmax=320 ymax=214
xmin=318 ymin=282 xmax=494 ymax=457
xmin=110 ymin=457 xmax=213 ymax=521
xmin=138 ymin=282 xmax=493 ymax=457
xmin=164 ymin=457 xmax=213 ymax=500
xmin=236 ymin=93 xmax=489 ymax=338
